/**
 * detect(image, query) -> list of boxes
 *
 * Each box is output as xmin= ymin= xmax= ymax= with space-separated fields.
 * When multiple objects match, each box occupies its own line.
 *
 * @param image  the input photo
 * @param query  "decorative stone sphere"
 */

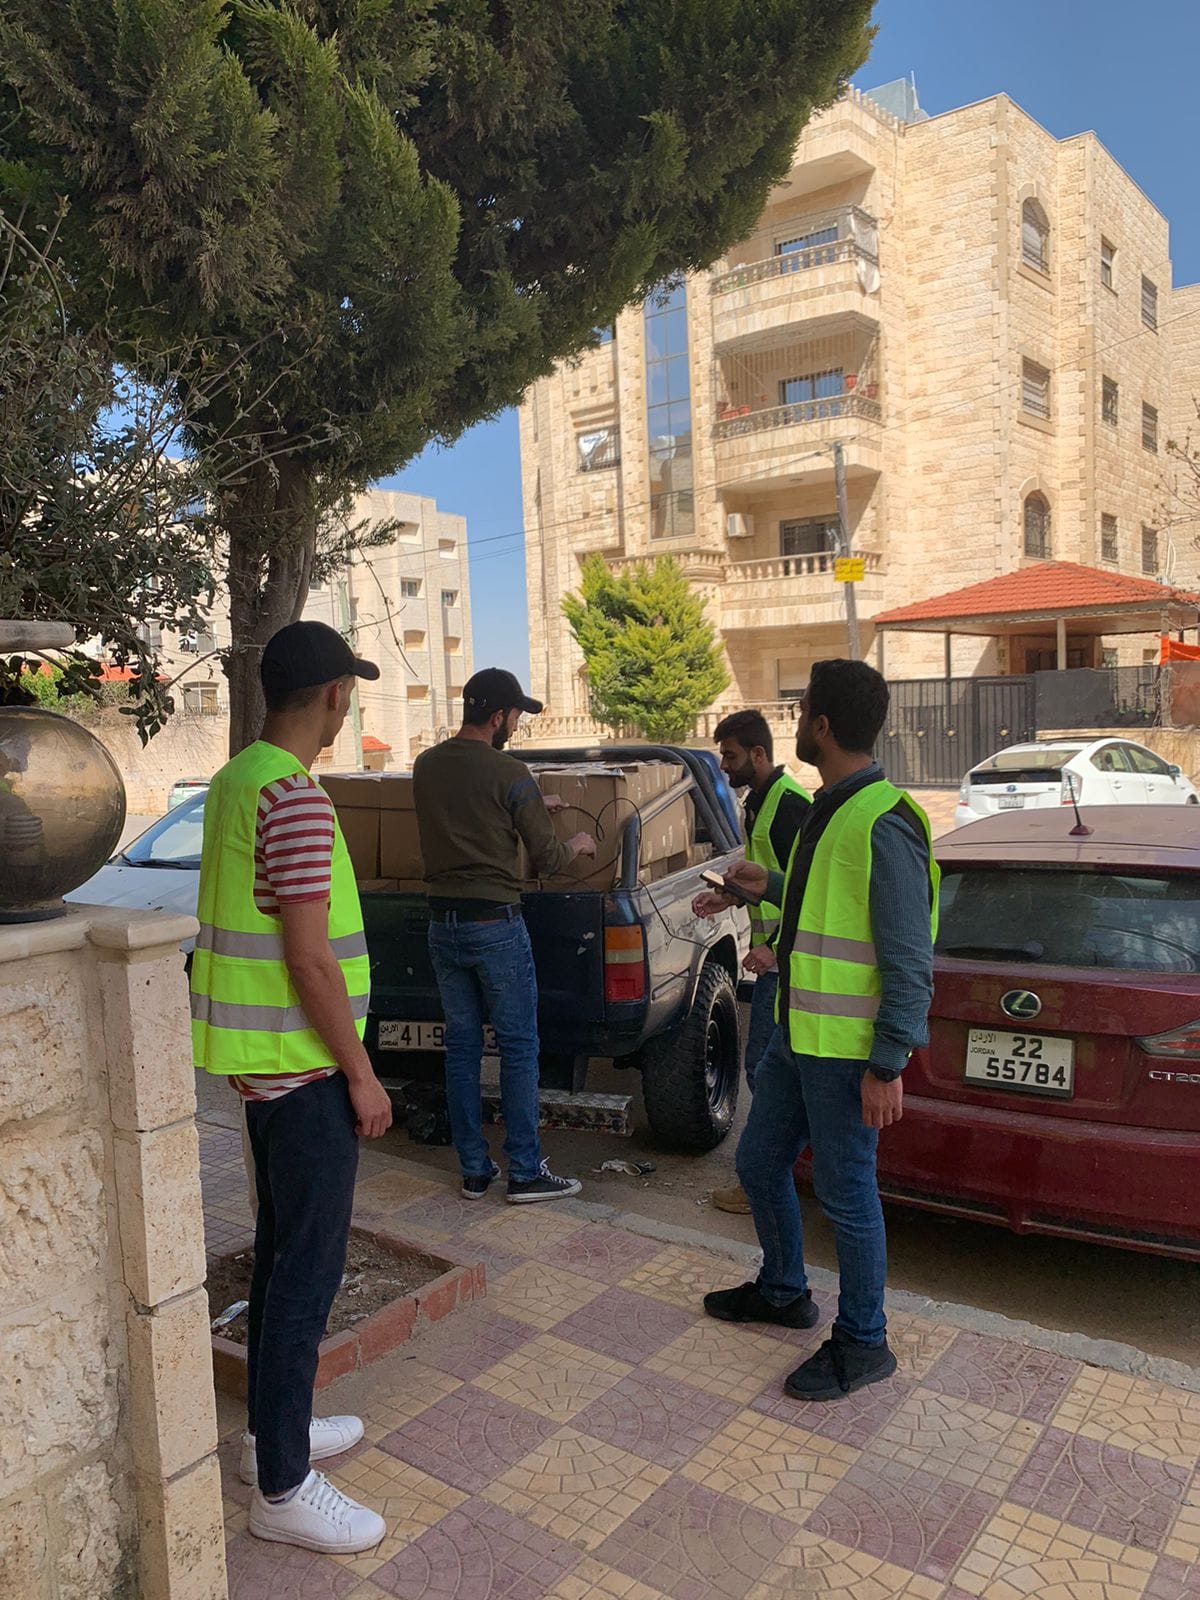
xmin=0 ymin=706 xmax=126 ymax=922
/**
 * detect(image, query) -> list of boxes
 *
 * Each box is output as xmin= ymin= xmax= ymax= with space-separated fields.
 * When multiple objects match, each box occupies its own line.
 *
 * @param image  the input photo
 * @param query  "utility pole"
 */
xmin=832 ymin=440 xmax=861 ymax=659
xmin=337 ymin=576 xmax=365 ymax=769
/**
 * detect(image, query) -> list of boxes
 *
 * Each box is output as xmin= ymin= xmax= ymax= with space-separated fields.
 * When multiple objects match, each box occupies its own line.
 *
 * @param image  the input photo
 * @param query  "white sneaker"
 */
xmin=249 ymin=1469 xmax=386 ymax=1553
xmin=239 ymin=1414 xmax=364 ymax=1485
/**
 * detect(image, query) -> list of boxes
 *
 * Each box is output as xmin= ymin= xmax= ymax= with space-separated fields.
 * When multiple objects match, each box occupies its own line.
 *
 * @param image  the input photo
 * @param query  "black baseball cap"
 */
xmin=463 ymin=667 xmax=543 ymax=716
xmin=260 ymin=620 xmax=380 ymax=695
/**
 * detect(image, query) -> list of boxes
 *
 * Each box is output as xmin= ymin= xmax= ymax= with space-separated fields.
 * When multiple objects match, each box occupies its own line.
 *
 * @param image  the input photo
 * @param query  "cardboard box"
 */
xmin=524 ymin=765 xmax=696 ymax=888
xmin=319 ymin=774 xmax=381 ymax=879
xmin=380 ymin=810 xmax=424 ymax=879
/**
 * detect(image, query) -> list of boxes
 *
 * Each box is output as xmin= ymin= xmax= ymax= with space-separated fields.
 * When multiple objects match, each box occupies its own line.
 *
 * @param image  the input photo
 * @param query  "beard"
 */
xmin=795 ymin=729 xmax=819 ymax=766
xmin=491 ymin=723 xmax=510 ymax=750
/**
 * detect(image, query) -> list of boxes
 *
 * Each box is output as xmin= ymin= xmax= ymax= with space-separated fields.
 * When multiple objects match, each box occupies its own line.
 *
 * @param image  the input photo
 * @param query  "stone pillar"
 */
xmin=0 ymin=905 xmax=226 ymax=1600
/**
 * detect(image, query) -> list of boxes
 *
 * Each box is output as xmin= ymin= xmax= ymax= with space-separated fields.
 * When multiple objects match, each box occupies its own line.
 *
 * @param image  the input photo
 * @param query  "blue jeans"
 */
xmin=744 ymin=969 xmax=779 ymax=1092
xmin=244 ymin=1073 xmax=359 ymax=1496
xmin=735 ymin=1026 xmax=887 ymax=1345
xmin=427 ymin=910 xmax=543 ymax=1182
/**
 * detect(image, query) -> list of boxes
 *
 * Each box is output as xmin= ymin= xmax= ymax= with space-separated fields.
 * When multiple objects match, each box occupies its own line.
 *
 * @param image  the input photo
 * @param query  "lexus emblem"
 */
xmin=1001 ymin=990 xmax=1042 ymax=1021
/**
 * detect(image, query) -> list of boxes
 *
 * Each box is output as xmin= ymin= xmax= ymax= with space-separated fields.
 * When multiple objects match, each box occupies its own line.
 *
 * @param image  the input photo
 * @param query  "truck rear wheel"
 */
xmin=640 ymin=960 xmax=740 ymax=1152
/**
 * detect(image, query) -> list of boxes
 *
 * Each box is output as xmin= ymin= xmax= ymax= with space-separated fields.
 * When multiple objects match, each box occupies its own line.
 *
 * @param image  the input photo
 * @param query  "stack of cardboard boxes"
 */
xmin=319 ymin=760 xmax=713 ymax=893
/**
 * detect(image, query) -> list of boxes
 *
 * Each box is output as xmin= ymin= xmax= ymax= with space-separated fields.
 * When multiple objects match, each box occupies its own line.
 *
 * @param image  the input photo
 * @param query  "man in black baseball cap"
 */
xmin=260 ymin=620 xmax=380 ymax=703
xmin=461 ymin=668 xmax=543 ymax=745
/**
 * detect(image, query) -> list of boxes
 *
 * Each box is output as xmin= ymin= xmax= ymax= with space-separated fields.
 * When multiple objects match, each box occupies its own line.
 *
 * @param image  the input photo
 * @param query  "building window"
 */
xmin=441 ymin=589 xmax=458 ymax=607
xmin=577 ymin=426 xmax=620 ymax=471
xmin=1142 ymin=402 xmax=1158 ymax=452
xmin=1141 ymin=525 xmax=1159 ymax=575
xmin=1101 ymin=376 xmax=1119 ymax=427
xmin=1141 ymin=275 xmax=1158 ymax=330
xmin=178 ymin=625 xmax=217 ymax=655
xmin=1102 ymin=648 xmax=1119 ymax=669
xmin=400 ymin=578 xmax=421 ymax=598
xmin=1101 ymin=513 xmax=1119 ymax=562
xmin=777 ymin=224 xmax=839 ymax=271
xmin=1021 ymin=199 xmax=1050 ymax=274
xmin=1023 ymin=493 xmax=1051 ymax=559
xmin=1100 ymin=238 xmax=1115 ymax=290
xmin=1021 ymin=359 xmax=1050 ymax=420
xmin=644 ymin=283 xmax=694 ymax=540
xmin=780 ymin=517 xmax=837 ymax=562
xmin=780 ymin=370 xmax=844 ymax=407
xmin=182 ymin=683 xmax=219 ymax=716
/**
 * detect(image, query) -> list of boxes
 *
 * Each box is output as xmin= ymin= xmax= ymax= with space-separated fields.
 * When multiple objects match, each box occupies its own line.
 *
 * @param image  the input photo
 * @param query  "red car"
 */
xmin=860 ymin=807 xmax=1198 ymax=1260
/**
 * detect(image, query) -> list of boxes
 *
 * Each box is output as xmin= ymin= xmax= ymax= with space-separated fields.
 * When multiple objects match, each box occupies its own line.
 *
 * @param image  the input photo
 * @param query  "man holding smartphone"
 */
xmin=692 ymin=660 xmax=937 ymax=1401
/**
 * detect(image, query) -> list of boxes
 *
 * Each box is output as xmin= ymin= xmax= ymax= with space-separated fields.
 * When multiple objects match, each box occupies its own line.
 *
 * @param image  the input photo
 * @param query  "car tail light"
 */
xmin=958 ymin=777 xmax=970 ymax=804
xmin=604 ymin=925 xmax=645 ymax=1003
xmin=1136 ymin=1020 xmax=1200 ymax=1059
xmin=1059 ymin=774 xmax=1079 ymax=806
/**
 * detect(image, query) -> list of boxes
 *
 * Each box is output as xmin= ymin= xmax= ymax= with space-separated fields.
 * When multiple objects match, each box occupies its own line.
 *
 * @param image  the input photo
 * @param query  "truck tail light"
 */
xmin=1136 ymin=1020 xmax=1200 ymax=1059
xmin=604 ymin=925 xmax=645 ymax=1003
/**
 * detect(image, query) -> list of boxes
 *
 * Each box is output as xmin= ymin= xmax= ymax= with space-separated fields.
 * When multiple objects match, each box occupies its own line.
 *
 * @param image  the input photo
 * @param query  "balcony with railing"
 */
xmin=711 ymin=207 xmax=880 ymax=350
xmin=719 ymin=549 xmax=885 ymax=632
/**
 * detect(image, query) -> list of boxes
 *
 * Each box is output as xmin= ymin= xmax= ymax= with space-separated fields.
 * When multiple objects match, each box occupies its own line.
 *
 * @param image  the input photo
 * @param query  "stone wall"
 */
xmin=0 ymin=906 xmax=225 ymax=1600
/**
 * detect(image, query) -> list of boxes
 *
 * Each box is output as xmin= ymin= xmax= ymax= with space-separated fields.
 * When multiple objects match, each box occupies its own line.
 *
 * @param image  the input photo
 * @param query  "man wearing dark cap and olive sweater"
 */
xmin=413 ymin=669 xmax=595 ymax=1202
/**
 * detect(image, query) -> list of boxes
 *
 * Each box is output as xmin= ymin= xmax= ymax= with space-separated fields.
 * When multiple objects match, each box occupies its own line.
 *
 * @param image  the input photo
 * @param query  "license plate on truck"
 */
xmin=964 ymin=1029 xmax=1074 ymax=1097
xmin=378 ymin=1020 xmax=497 ymax=1053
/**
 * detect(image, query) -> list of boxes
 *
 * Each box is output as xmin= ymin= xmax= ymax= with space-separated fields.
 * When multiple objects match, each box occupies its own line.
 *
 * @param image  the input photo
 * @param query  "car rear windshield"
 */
xmin=937 ymin=866 xmax=1200 ymax=972
xmin=970 ymin=748 xmax=1081 ymax=785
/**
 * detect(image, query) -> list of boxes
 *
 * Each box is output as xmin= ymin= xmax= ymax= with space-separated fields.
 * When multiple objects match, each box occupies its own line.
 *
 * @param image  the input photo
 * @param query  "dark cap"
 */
xmin=463 ymin=667 xmax=543 ymax=717
xmin=260 ymin=621 xmax=379 ymax=696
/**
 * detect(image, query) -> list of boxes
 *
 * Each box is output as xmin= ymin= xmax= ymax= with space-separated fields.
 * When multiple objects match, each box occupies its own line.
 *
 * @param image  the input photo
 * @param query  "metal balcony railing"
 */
xmin=714 ymin=392 xmax=882 ymax=440
xmin=712 ymin=207 xmax=879 ymax=295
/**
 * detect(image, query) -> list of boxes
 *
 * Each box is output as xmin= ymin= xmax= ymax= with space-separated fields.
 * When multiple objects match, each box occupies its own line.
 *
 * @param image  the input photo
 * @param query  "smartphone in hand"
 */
xmin=699 ymin=868 xmax=763 ymax=908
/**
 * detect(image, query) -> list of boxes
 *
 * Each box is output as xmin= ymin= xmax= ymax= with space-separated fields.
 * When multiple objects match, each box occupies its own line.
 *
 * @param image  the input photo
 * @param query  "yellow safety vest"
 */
xmin=781 ymin=780 xmax=938 ymax=1061
xmin=745 ymin=772 xmax=810 ymax=947
xmin=190 ymin=741 xmax=370 ymax=1076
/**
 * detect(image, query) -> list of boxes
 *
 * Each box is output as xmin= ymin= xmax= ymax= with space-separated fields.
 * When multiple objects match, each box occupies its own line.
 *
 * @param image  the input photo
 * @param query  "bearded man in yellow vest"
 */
xmin=693 ymin=660 xmax=937 ymax=1402
xmin=709 ymin=710 xmax=810 ymax=1214
xmin=192 ymin=621 xmax=393 ymax=1554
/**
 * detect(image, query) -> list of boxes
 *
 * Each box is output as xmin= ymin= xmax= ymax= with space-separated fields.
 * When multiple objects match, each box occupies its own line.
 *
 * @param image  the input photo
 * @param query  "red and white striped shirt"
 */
xmin=232 ymin=772 xmax=338 ymax=1102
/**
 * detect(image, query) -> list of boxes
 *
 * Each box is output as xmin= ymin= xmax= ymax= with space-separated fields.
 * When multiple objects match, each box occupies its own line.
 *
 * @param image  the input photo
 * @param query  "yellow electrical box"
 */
xmin=834 ymin=556 xmax=865 ymax=583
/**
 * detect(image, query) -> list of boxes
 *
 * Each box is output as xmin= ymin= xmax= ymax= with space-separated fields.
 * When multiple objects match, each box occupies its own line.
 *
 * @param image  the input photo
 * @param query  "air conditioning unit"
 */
xmin=726 ymin=513 xmax=755 ymax=540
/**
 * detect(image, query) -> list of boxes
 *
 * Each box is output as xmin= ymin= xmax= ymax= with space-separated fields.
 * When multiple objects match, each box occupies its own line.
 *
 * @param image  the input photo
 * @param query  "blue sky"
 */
xmin=382 ymin=0 xmax=1200 ymax=680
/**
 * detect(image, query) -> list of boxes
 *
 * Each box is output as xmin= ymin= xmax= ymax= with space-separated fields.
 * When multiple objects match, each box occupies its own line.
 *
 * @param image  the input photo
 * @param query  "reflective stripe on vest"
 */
xmin=784 ymin=781 xmax=938 ymax=1061
xmin=190 ymin=741 xmax=370 ymax=1076
xmin=745 ymin=772 xmax=810 ymax=947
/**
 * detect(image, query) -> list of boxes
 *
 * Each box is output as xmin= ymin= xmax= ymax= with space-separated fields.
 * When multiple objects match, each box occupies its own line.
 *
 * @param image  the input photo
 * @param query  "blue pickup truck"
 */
xmin=360 ymin=745 xmax=750 ymax=1152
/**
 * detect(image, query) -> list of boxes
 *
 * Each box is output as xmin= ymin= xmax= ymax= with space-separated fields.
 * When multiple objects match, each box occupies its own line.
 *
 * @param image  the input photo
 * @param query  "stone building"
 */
xmin=518 ymin=80 xmax=1199 ymax=737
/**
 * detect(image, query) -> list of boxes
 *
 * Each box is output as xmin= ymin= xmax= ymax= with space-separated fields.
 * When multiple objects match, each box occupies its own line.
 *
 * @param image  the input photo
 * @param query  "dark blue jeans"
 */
xmin=743 ymin=969 xmax=779 ymax=1093
xmin=735 ymin=1026 xmax=887 ymax=1345
xmin=427 ymin=910 xmax=543 ymax=1182
xmin=244 ymin=1073 xmax=359 ymax=1496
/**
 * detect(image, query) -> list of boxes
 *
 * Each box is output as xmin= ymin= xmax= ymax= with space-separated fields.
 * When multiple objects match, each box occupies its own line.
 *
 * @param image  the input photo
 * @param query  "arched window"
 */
xmin=1021 ymin=199 xmax=1050 ymax=274
xmin=1024 ymin=492 xmax=1051 ymax=559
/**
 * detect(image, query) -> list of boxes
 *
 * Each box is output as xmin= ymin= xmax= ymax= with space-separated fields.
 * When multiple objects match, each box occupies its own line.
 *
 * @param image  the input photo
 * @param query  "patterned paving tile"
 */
xmin=953 ymin=1501 xmax=1158 ymax=1600
xmin=326 ymin=1447 xmax=468 ymax=1580
xmin=886 ymin=1313 xmax=962 ymax=1384
xmin=644 ymin=1318 xmax=795 ymax=1406
xmin=1165 ymin=1472 xmax=1200 ymax=1566
xmin=403 ymin=1311 xmax=533 ymax=1382
xmin=594 ymin=1475 xmax=797 ymax=1600
xmin=464 ymin=1205 xmax=587 ymax=1257
xmin=804 ymin=1453 xmax=998 ymax=1583
xmin=1144 ymin=1553 xmax=1200 ymax=1600
xmin=752 ymin=1368 xmax=918 ymax=1450
xmin=747 ymin=1531 xmax=948 ymax=1600
xmin=369 ymin=1497 xmax=582 ymax=1599
xmin=1007 ymin=1426 xmax=1191 ymax=1552
xmin=359 ymin=1362 xmax=463 ymax=1444
xmin=569 ymin=1367 xmax=741 ymax=1471
xmin=922 ymin=1330 xmax=1082 ymax=1423
xmin=473 ymin=1332 xmax=632 ymax=1424
xmin=1054 ymin=1369 xmax=1200 ymax=1469
xmin=354 ymin=1170 xmax=442 ymax=1216
xmin=617 ymin=1245 xmax=735 ymax=1312
xmin=537 ymin=1225 xmax=663 ymax=1286
xmin=552 ymin=1285 xmax=696 ymax=1364
xmin=488 ymin=1258 xmax=607 ymax=1331
xmin=482 ymin=1427 xmax=672 ymax=1552
xmin=872 ymin=1386 xmax=1042 ymax=1498
xmin=680 ymin=1409 xmax=858 ymax=1524
xmin=542 ymin=1557 xmax=672 ymax=1599
xmin=389 ymin=1190 xmax=493 ymax=1241
xmin=226 ymin=1532 xmax=361 ymax=1598
xmin=377 ymin=1386 xmax=559 ymax=1494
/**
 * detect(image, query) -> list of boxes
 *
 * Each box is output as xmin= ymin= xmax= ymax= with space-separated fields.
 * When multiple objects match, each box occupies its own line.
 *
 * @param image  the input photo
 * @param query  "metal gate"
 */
xmin=883 ymin=676 xmax=1036 ymax=788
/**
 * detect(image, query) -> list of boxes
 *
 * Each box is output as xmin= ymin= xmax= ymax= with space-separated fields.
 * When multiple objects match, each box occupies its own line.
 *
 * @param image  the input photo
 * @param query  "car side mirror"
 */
xmin=1168 ymin=764 xmax=1182 ymax=778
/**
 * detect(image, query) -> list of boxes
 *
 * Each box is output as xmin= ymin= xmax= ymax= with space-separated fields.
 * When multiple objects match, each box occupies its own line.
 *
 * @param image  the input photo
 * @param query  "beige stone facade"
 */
xmin=0 ymin=904 xmax=224 ymax=1600
xmin=519 ymin=84 xmax=1200 ymax=736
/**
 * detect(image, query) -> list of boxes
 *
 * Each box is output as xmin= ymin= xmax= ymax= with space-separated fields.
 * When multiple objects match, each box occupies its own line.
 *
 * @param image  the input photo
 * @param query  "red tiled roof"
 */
xmin=875 ymin=562 xmax=1200 ymax=626
xmin=361 ymin=734 xmax=392 ymax=752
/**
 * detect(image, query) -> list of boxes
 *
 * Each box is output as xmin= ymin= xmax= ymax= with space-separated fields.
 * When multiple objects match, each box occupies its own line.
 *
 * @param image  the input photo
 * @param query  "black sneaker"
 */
xmin=461 ymin=1160 xmax=501 ymax=1200
xmin=783 ymin=1326 xmax=897 ymax=1401
xmin=703 ymin=1281 xmax=820 ymax=1330
xmin=506 ymin=1161 xmax=582 ymax=1204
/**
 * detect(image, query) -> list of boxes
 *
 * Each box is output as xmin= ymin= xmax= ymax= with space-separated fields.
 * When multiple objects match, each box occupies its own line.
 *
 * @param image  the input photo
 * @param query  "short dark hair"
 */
xmin=262 ymin=679 xmax=332 ymax=716
xmin=807 ymin=659 xmax=889 ymax=753
xmin=461 ymin=697 xmax=504 ymax=728
xmin=713 ymin=709 xmax=773 ymax=761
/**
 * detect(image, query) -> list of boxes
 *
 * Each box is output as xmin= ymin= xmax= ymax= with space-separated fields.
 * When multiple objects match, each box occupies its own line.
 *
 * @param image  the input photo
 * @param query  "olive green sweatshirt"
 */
xmin=411 ymin=737 xmax=573 ymax=903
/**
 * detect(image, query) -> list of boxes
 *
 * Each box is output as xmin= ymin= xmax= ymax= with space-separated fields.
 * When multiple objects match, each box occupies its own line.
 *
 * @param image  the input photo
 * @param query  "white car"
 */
xmin=67 ymin=789 xmax=206 ymax=949
xmin=954 ymin=737 xmax=1200 ymax=827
